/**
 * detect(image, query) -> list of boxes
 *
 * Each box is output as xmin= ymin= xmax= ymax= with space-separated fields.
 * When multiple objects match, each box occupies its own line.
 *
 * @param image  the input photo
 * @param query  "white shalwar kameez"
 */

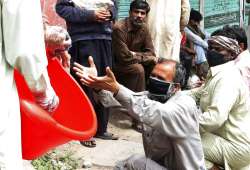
xmin=0 ymin=0 xmax=50 ymax=169
xmin=147 ymin=0 xmax=190 ymax=62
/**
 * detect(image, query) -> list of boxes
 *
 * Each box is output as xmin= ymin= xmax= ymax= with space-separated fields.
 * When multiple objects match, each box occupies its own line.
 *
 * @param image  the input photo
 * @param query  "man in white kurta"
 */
xmin=188 ymin=36 xmax=250 ymax=170
xmin=147 ymin=0 xmax=190 ymax=61
xmin=0 ymin=0 xmax=58 ymax=169
xmin=235 ymin=49 xmax=250 ymax=95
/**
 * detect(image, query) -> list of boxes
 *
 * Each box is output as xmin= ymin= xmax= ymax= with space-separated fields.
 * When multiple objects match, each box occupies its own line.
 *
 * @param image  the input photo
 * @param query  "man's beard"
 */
xmin=131 ymin=17 xmax=144 ymax=28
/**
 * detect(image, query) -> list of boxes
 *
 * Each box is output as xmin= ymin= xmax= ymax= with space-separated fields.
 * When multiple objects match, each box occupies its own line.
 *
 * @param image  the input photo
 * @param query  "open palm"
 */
xmin=73 ymin=56 xmax=98 ymax=78
xmin=73 ymin=56 xmax=119 ymax=93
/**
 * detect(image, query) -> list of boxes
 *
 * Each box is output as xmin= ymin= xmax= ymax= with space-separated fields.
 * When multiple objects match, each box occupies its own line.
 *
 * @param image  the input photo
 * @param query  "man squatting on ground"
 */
xmin=112 ymin=0 xmax=156 ymax=131
xmin=188 ymin=35 xmax=250 ymax=169
xmin=72 ymin=57 xmax=206 ymax=170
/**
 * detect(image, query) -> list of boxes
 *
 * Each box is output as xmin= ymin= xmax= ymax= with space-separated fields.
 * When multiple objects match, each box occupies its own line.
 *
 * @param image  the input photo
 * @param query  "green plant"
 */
xmin=31 ymin=150 xmax=79 ymax=170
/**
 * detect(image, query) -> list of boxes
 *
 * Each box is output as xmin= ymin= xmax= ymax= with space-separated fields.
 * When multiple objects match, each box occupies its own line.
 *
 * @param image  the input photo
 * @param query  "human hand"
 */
xmin=55 ymin=50 xmax=71 ymax=69
xmin=81 ymin=67 xmax=119 ymax=94
xmin=33 ymin=87 xmax=59 ymax=113
xmin=94 ymin=9 xmax=111 ymax=22
xmin=73 ymin=56 xmax=98 ymax=79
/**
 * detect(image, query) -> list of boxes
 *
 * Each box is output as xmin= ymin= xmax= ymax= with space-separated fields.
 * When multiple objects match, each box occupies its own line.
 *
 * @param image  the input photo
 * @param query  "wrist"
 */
xmin=112 ymin=83 xmax=120 ymax=96
xmin=93 ymin=88 xmax=102 ymax=93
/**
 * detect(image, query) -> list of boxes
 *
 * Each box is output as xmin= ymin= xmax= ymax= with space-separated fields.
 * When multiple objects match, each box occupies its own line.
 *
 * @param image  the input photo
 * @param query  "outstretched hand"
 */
xmin=73 ymin=56 xmax=119 ymax=93
xmin=73 ymin=56 xmax=98 ymax=78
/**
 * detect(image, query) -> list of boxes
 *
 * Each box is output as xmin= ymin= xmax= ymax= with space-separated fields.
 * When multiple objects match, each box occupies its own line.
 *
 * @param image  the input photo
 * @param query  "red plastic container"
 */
xmin=15 ymin=58 xmax=97 ymax=160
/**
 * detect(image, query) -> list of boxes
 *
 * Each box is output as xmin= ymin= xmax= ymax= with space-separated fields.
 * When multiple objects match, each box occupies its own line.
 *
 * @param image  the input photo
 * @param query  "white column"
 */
xmin=240 ymin=0 xmax=245 ymax=27
xmin=199 ymin=0 xmax=205 ymax=29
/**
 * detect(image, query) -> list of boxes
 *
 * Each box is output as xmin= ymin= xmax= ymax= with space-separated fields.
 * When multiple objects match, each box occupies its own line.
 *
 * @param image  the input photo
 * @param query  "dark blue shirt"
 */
xmin=56 ymin=0 xmax=117 ymax=42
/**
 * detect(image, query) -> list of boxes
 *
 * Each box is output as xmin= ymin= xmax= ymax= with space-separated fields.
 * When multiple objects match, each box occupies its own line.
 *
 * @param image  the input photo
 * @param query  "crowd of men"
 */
xmin=0 ymin=0 xmax=250 ymax=170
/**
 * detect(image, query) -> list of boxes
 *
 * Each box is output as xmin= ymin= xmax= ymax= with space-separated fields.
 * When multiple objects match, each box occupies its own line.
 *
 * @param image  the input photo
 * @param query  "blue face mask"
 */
xmin=147 ymin=76 xmax=175 ymax=103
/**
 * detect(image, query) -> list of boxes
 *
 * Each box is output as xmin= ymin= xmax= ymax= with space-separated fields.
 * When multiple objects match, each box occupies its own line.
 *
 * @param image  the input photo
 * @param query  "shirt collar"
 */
xmin=210 ymin=61 xmax=234 ymax=77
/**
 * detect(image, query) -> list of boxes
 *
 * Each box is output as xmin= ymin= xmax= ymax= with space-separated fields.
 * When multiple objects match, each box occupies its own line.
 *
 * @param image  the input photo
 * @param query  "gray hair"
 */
xmin=45 ymin=26 xmax=71 ymax=46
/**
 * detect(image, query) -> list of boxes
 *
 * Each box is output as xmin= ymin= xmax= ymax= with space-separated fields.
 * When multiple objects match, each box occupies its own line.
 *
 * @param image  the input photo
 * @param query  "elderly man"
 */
xmin=73 ymin=57 xmax=206 ymax=170
xmin=146 ymin=0 xmax=190 ymax=61
xmin=188 ymin=36 xmax=250 ymax=170
xmin=212 ymin=25 xmax=250 ymax=96
xmin=45 ymin=25 xmax=71 ymax=69
xmin=0 ymin=0 xmax=58 ymax=169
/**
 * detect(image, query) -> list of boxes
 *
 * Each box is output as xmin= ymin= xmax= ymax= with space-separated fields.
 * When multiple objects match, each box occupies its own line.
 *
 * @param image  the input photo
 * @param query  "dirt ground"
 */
xmin=54 ymin=108 xmax=144 ymax=170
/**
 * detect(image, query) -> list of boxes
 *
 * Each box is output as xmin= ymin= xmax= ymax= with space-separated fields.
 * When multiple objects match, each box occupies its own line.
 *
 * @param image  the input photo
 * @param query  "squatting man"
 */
xmin=73 ymin=57 xmax=206 ymax=170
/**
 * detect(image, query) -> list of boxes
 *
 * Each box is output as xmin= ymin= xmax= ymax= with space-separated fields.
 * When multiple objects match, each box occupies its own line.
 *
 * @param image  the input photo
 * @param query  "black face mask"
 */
xmin=147 ymin=76 xmax=175 ymax=103
xmin=206 ymin=50 xmax=226 ymax=67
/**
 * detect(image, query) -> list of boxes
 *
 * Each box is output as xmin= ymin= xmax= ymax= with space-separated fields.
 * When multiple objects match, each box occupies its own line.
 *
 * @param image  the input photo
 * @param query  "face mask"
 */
xmin=206 ymin=50 xmax=226 ymax=67
xmin=147 ymin=76 xmax=175 ymax=103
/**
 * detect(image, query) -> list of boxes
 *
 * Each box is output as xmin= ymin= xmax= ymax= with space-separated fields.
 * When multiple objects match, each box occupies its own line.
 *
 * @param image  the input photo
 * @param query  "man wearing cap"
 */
xmin=188 ymin=36 xmax=250 ymax=170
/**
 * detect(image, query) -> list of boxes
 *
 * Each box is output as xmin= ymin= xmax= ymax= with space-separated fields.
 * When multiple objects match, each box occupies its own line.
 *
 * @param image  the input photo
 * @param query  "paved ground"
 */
xmin=26 ymin=109 xmax=144 ymax=170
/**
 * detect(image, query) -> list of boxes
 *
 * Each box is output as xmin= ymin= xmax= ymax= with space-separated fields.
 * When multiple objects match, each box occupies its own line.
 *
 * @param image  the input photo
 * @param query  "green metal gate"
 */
xmin=203 ymin=0 xmax=241 ymax=33
xmin=117 ymin=0 xmax=245 ymax=33
xmin=117 ymin=0 xmax=131 ymax=19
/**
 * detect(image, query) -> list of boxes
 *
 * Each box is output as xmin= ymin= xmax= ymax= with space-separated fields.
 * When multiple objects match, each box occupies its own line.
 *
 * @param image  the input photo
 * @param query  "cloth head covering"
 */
xmin=208 ymin=35 xmax=241 ymax=56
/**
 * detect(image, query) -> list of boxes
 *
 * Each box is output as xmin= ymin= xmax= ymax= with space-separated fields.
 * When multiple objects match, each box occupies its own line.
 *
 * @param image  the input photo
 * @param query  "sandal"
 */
xmin=80 ymin=138 xmax=96 ymax=148
xmin=95 ymin=132 xmax=119 ymax=140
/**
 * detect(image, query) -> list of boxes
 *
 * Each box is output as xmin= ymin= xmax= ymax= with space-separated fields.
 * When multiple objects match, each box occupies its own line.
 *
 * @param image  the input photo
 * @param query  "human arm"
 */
xmin=131 ymin=28 xmax=156 ymax=64
xmin=56 ymin=0 xmax=111 ymax=23
xmin=115 ymin=87 xmax=200 ymax=138
xmin=3 ymin=0 xmax=58 ymax=112
xmin=73 ymin=58 xmax=198 ymax=138
xmin=181 ymin=38 xmax=196 ymax=55
xmin=180 ymin=0 xmax=190 ymax=32
xmin=199 ymin=73 xmax=240 ymax=133
xmin=112 ymin=26 xmax=139 ymax=65
xmin=184 ymin=27 xmax=208 ymax=49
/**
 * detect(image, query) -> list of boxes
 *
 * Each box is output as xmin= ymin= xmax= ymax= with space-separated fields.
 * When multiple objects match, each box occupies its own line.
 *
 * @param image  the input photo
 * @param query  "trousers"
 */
xmin=69 ymin=39 xmax=112 ymax=135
